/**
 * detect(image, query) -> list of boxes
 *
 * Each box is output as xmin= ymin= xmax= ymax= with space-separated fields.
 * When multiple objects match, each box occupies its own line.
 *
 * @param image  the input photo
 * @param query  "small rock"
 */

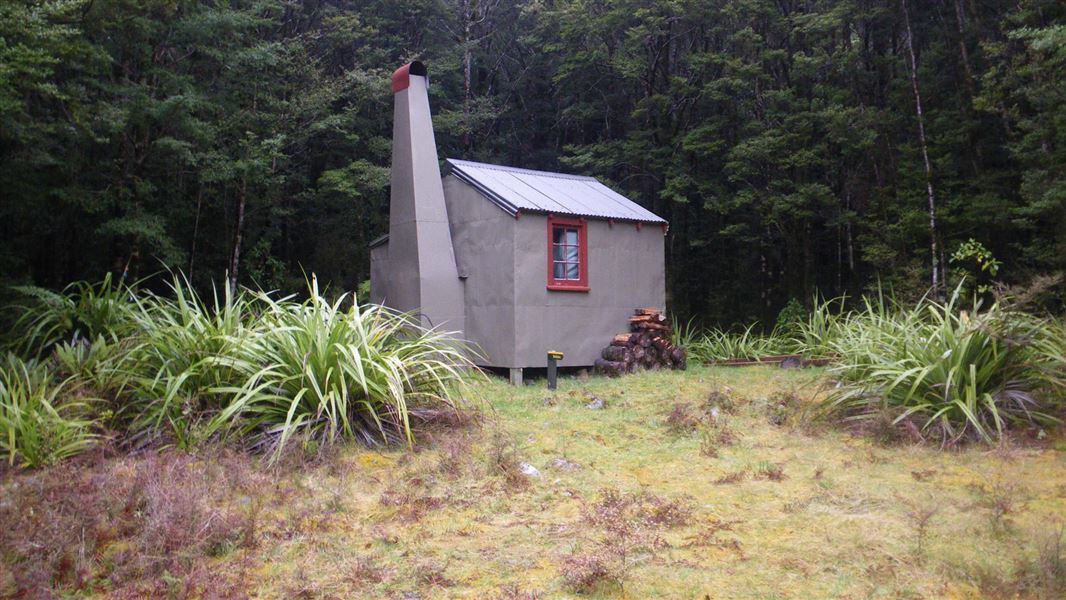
xmin=779 ymin=356 xmax=803 ymax=369
xmin=519 ymin=462 xmax=541 ymax=478
xmin=551 ymin=457 xmax=582 ymax=471
xmin=709 ymin=406 xmax=720 ymax=423
xmin=586 ymin=397 xmax=606 ymax=410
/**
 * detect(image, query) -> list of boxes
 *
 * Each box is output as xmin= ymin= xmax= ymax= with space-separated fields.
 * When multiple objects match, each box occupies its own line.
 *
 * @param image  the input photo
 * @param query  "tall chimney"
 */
xmin=387 ymin=62 xmax=465 ymax=334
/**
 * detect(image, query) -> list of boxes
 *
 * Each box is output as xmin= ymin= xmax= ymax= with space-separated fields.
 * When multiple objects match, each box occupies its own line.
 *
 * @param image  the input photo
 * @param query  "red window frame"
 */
xmin=547 ymin=215 xmax=589 ymax=292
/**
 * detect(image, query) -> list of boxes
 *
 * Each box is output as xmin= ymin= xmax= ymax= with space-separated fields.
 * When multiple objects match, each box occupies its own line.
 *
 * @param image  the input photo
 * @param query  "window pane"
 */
xmin=553 ymin=244 xmax=565 ymax=261
xmin=553 ymin=262 xmax=565 ymax=279
xmin=566 ymin=230 xmax=578 ymax=245
xmin=553 ymin=227 xmax=565 ymax=244
xmin=565 ymin=244 xmax=579 ymax=262
xmin=566 ymin=262 xmax=580 ymax=280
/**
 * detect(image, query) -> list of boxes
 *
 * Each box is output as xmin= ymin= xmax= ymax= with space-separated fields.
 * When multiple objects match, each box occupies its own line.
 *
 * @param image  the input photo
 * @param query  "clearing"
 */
xmin=4 ymin=366 xmax=1066 ymax=599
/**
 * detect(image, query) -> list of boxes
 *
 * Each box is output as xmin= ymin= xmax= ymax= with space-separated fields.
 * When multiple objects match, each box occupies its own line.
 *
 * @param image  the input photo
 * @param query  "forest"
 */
xmin=2 ymin=0 xmax=1064 ymax=323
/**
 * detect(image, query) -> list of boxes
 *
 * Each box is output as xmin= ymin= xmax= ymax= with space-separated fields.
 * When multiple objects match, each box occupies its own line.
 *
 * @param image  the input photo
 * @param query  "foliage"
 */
xmin=951 ymin=239 xmax=1002 ymax=296
xmin=774 ymin=298 xmax=807 ymax=337
xmin=1 ymin=274 xmax=476 ymax=467
xmin=688 ymin=324 xmax=791 ymax=363
xmin=793 ymin=295 xmax=847 ymax=359
xmin=820 ymin=287 xmax=1061 ymax=444
xmin=121 ymin=278 xmax=255 ymax=446
xmin=562 ymin=488 xmax=691 ymax=593
xmin=1 ymin=0 xmax=1065 ymax=323
xmin=0 ymin=354 xmax=95 ymax=468
xmin=0 ymin=450 xmax=263 ymax=596
xmin=214 ymin=279 xmax=476 ymax=459
xmin=7 ymin=274 xmax=136 ymax=357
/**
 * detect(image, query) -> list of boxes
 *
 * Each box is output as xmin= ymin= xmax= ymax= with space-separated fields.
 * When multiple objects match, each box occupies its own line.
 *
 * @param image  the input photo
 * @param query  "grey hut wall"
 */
xmin=443 ymin=174 xmax=665 ymax=369
xmin=513 ymin=215 xmax=665 ymax=368
xmin=442 ymin=174 xmax=516 ymax=367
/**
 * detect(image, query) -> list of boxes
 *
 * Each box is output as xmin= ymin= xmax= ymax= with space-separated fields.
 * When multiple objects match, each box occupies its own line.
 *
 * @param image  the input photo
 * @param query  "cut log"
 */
xmin=594 ymin=358 xmax=626 ymax=377
xmin=602 ymin=345 xmax=630 ymax=362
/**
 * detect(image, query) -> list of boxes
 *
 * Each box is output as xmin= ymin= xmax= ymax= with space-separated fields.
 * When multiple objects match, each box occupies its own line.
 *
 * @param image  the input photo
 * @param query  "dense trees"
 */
xmin=1 ymin=0 xmax=1063 ymax=324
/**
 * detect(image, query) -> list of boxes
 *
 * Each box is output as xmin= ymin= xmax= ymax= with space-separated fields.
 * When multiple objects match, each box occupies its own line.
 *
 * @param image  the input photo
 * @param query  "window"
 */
xmin=547 ymin=216 xmax=589 ymax=291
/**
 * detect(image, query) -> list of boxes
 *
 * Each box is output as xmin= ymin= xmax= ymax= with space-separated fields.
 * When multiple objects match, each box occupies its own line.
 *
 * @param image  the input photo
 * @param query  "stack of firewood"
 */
xmin=594 ymin=308 xmax=687 ymax=376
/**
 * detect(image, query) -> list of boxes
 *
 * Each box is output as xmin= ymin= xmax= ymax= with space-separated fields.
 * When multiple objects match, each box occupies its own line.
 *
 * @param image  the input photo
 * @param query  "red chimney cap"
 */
xmin=392 ymin=61 xmax=428 ymax=94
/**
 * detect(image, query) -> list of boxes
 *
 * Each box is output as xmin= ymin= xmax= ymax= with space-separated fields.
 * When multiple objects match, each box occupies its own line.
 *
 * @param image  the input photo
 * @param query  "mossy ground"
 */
xmin=4 ymin=365 xmax=1066 ymax=598
xmin=251 ymin=366 xmax=1066 ymax=598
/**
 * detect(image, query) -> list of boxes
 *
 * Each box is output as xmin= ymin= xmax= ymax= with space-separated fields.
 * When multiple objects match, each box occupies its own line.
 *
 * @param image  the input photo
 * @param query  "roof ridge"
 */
xmin=447 ymin=158 xmax=598 ymax=182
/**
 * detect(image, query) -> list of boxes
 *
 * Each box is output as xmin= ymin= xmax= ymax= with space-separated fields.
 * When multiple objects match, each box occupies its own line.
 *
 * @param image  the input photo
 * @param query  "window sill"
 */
xmin=547 ymin=284 xmax=590 ymax=293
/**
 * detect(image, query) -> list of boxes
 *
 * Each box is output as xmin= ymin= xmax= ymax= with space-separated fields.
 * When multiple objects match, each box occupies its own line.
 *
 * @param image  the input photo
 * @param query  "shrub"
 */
xmin=766 ymin=390 xmax=805 ymax=427
xmin=2 ymin=274 xmax=479 ymax=463
xmin=699 ymin=416 xmax=736 ymax=457
xmin=212 ymin=279 xmax=476 ymax=460
xmin=774 ymin=297 xmax=807 ymax=337
xmin=0 ymin=354 xmax=95 ymax=468
xmin=122 ymin=278 xmax=254 ymax=445
xmin=1036 ymin=317 xmax=1066 ymax=397
xmin=821 ymin=287 xmax=1060 ymax=444
xmin=664 ymin=402 xmax=700 ymax=433
xmin=54 ymin=335 xmax=129 ymax=399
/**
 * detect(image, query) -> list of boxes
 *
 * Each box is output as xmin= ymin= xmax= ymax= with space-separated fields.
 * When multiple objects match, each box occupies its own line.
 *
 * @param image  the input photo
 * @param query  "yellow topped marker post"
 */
xmin=547 ymin=351 xmax=564 ymax=390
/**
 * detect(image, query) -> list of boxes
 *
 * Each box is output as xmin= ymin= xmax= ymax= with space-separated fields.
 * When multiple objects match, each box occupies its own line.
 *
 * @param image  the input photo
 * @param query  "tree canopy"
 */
xmin=2 ymin=0 xmax=1064 ymax=324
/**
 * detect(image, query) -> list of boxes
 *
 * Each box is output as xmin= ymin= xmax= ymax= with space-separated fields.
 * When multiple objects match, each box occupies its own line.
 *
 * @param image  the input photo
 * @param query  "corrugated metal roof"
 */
xmin=446 ymin=159 xmax=667 ymax=224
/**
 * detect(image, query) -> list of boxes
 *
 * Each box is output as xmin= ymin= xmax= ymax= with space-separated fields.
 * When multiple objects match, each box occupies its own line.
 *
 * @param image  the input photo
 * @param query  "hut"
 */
xmin=370 ymin=62 xmax=667 ymax=384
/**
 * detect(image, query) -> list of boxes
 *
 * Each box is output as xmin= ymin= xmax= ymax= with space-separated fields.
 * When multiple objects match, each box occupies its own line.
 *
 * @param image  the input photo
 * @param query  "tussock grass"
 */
xmin=0 ymin=354 xmax=95 ymax=468
xmin=822 ymin=288 xmax=1062 ymax=444
xmin=2 ymin=274 xmax=475 ymax=465
xmin=6 ymin=274 xmax=137 ymax=357
xmin=215 ymin=280 xmax=476 ymax=458
xmin=687 ymin=323 xmax=792 ymax=363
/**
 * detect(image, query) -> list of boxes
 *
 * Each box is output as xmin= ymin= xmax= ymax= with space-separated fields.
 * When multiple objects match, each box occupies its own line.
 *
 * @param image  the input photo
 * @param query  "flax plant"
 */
xmin=121 ymin=277 xmax=255 ymax=443
xmin=822 ymin=286 xmax=1058 ymax=444
xmin=211 ymin=279 xmax=475 ymax=460
xmin=0 ymin=354 xmax=96 ymax=468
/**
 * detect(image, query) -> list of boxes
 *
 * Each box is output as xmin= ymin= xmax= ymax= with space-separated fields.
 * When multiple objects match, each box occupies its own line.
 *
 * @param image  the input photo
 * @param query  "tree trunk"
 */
xmin=902 ymin=0 xmax=940 ymax=295
xmin=188 ymin=184 xmax=203 ymax=280
xmin=229 ymin=176 xmax=247 ymax=294
xmin=952 ymin=0 xmax=975 ymax=95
